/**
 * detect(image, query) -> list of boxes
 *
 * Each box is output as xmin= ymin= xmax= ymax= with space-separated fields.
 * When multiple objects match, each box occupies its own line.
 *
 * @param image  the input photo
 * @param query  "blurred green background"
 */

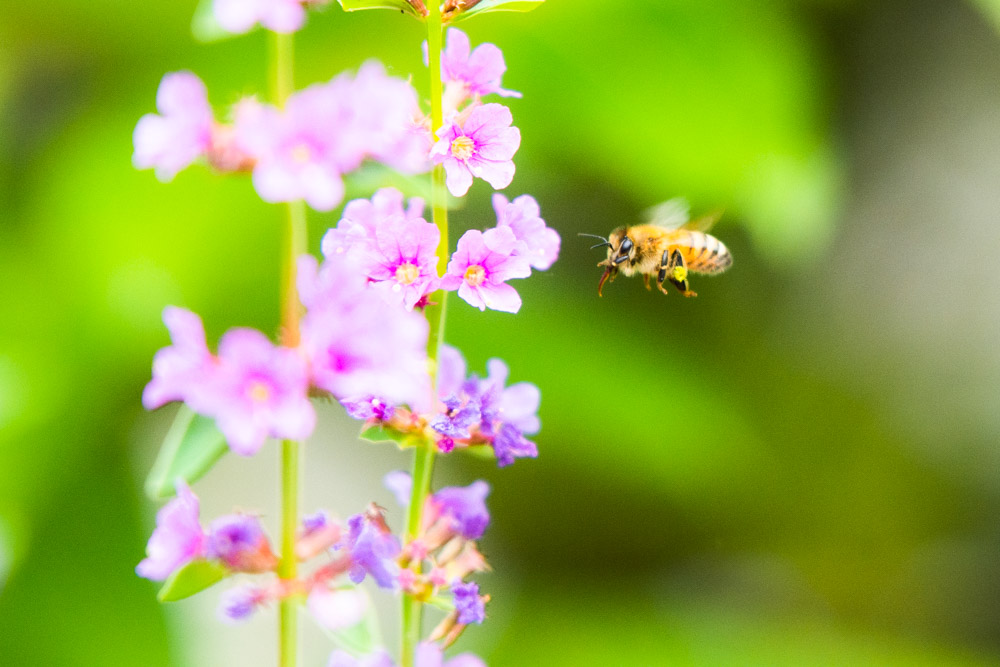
xmin=3 ymin=0 xmax=1000 ymax=664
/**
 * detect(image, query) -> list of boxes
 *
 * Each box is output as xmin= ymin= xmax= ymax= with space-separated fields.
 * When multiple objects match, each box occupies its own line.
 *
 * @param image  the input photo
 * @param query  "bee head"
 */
xmin=608 ymin=227 xmax=633 ymax=265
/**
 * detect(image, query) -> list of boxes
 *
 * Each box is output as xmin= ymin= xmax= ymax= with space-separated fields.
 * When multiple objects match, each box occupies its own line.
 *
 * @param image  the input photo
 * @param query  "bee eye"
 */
xmin=614 ymin=236 xmax=633 ymax=264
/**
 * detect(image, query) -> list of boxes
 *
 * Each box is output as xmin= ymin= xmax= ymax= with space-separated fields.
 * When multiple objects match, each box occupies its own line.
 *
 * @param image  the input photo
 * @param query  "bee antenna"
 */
xmin=578 ymin=233 xmax=612 ymax=250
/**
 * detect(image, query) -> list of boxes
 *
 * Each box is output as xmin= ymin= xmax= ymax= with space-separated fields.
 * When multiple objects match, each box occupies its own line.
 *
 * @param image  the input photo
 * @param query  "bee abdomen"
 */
xmin=683 ymin=233 xmax=732 ymax=275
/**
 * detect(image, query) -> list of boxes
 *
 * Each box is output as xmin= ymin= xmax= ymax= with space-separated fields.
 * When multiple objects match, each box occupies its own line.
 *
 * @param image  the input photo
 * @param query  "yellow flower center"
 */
xmin=291 ymin=143 xmax=312 ymax=163
xmin=464 ymin=264 xmax=486 ymax=287
xmin=247 ymin=380 xmax=271 ymax=403
xmin=450 ymin=135 xmax=475 ymax=161
xmin=395 ymin=262 xmax=420 ymax=286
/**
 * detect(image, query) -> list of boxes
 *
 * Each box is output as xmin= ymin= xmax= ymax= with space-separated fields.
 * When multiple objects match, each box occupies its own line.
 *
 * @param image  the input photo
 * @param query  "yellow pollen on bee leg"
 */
xmin=672 ymin=266 xmax=688 ymax=282
xmin=464 ymin=264 xmax=486 ymax=287
xmin=247 ymin=381 xmax=271 ymax=403
xmin=450 ymin=135 xmax=475 ymax=160
xmin=395 ymin=262 xmax=420 ymax=286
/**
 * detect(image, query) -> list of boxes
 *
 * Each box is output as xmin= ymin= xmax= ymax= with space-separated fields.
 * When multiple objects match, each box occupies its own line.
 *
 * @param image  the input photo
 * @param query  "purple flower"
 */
xmin=440 ymin=28 xmax=521 ymax=100
xmin=133 ymin=72 xmax=214 ymax=182
xmin=452 ymin=582 xmax=486 ymax=625
xmin=492 ymin=422 xmax=538 ymax=467
xmin=213 ymin=0 xmax=310 ymax=34
xmin=235 ymin=63 xmax=427 ymax=211
xmin=436 ymin=344 xmax=468 ymax=400
xmin=441 ymin=226 xmax=531 ymax=313
xmin=344 ymin=513 xmax=401 ymax=589
xmin=429 ymin=395 xmax=481 ymax=439
xmin=298 ymin=254 xmax=431 ymax=410
xmin=207 ymin=328 xmax=315 ymax=456
xmin=433 ymin=481 xmax=490 ymax=540
xmin=492 ymin=193 xmax=560 ymax=271
xmin=206 ymin=514 xmax=277 ymax=572
xmin=430 ymin=103 xmax=520 ymax=197
xmin=142 ymin=306 xmax=215 ymax=411
xmin=136 ymin=481 xmax=206 ymax=581
xmin=218 ymin=586 xmax=264 ymax=624
xmin=340 ymin=396 xmax=394 ymax=422
xmin=480 ymin=358 xmax=541 ymax=436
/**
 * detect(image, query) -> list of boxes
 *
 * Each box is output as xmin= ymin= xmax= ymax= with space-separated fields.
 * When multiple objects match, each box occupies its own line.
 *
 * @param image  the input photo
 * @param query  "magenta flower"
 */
xmin=492 ymin=193 xmax=560 ymax=271
xmin=439 ymin=28 xmax=521 ymax=100
xmin=234 ymin=63 xmax=427 ymax=211
xmin=136 ymin=481 xmax=207 ymax=581
xmin=133 ymin=72 xmax=214 ymax=181
xmin=207 ymin=328 xmax=315 ymax=456
xmin=142 ymin=306 xmax=215 ymax=412
xmin=430 ymin=103 xmax=520 ymax=197
xmin=298 ymin=254 xmax=431 ymax=409
xmin=441 ymin=226 xmax=531 ymax=313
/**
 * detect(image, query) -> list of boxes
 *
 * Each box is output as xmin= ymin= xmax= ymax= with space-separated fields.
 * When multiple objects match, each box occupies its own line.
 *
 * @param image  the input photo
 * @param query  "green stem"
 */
xmin=401 ymin=7 xmax=448 ymax=667
xmin=271 ymin=30 xmax=305 ymax=667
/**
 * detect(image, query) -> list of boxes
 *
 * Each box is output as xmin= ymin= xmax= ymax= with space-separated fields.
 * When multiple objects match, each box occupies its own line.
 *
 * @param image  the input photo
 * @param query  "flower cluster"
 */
xmin=143 ymin=252 xmax=430 ymax=456
xmin=137 ymin=477 xmax=492 ymax=650
xmin=136 ymin=12 xmax=553 ymax=667
xmin=343 ymin=344 xmax=540 ymax=467
xmin=134 ymin=62 xmax=426 ymax=211
xmin=428 ymin=29 xmax=522 ymax=197
xmin=327 ymin=187 xmax=559 ymax=314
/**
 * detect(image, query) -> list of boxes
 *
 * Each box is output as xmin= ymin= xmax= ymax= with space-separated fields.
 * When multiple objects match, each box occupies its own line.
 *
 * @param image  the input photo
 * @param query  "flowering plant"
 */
xmin=134 ymin=1 xmax=553 ymax=665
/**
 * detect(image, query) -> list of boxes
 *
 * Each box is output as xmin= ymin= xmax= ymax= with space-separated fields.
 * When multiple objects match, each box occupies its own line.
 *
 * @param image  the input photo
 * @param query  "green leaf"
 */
xmin=449 ymin=0 xmax=545 ymax=22
xmin=144 ymin=405 xmax=228 ymax=500
xmin=337 ymin=0 xmax=421 ymax=18
xmin=359 ymin=423 xmax=413 ymax=447
xmin=156 ymin=559 xmax=228 ymax=602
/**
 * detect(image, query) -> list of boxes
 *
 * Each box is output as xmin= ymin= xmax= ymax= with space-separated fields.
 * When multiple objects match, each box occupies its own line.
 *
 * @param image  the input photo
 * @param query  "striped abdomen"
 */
xmin=668 ymin=230 xmax=733 ymax=275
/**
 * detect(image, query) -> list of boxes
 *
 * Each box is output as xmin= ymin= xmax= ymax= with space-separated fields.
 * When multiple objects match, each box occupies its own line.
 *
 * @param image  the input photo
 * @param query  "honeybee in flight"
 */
xmin=582 ymin=198 xmax=732 ymax=298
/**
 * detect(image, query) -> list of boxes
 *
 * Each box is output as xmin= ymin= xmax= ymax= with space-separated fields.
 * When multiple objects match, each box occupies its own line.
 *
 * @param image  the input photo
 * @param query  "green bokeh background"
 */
xmin=3 ymin=0 xmax=1000 ymax=664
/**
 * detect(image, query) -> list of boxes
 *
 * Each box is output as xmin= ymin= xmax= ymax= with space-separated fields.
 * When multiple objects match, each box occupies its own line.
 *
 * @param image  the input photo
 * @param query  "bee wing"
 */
xmin=642 ymin=197 xmax=690 ymax=230
xmin=683 ymin=208 xmax=724 ymax=233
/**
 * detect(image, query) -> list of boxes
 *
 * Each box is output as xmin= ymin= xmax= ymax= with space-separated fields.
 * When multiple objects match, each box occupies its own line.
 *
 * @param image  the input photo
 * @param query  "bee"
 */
xmin=582 ymin=198 xmax=732 ymax=298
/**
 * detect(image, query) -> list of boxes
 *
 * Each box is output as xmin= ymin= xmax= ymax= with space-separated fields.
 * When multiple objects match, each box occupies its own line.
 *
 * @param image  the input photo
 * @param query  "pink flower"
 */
xmin=142 ymin=307 xmax=215 ymax=412
xmin=133 ymin=72 xmax=214 ymax=181
xmin=430 ymin=103 xmax=520 ymax=197
xmin=364 ymin=216 xmax=441 ymax=310
xmin=213 ymin=0 xmax=319 ymax=34
xmin=298 ymin=254 xmax=431 ymax=409
xmin=440 ymin=28 xmax=521 ymax=100
xmin=441 ymin=226 xmax=531 ymax=313
xmin=234 ymin=63 xmax=428 ymax=211
xmin=492 ymin=193 xmax=560 ymax=271
xmin=136 ymin=481 xmax=207 ymax=581
xmin=207 ymin=328 xmax=315 ymax=456
xmin=321 ymin=188 xmax=426 ymax=262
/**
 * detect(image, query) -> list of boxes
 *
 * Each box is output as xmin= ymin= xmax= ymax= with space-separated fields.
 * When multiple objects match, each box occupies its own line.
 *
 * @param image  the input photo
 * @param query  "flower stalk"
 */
xmin=272 ymin=30 xmax=306 ymax=667
xmin=401 ymin=6 xmax=447 ymax=667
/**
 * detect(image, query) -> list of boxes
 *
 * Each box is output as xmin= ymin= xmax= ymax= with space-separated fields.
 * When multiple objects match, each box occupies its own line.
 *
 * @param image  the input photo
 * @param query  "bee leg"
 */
xmin=665 ymin=250 xmax=698 ymax=298
xmin=643 ymin=274 xmax=651 ymax=291
xmin=597 ymin=266 xmax=614 ymax=297
xmin=656 ymin=251 xmax=671 ymax=295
